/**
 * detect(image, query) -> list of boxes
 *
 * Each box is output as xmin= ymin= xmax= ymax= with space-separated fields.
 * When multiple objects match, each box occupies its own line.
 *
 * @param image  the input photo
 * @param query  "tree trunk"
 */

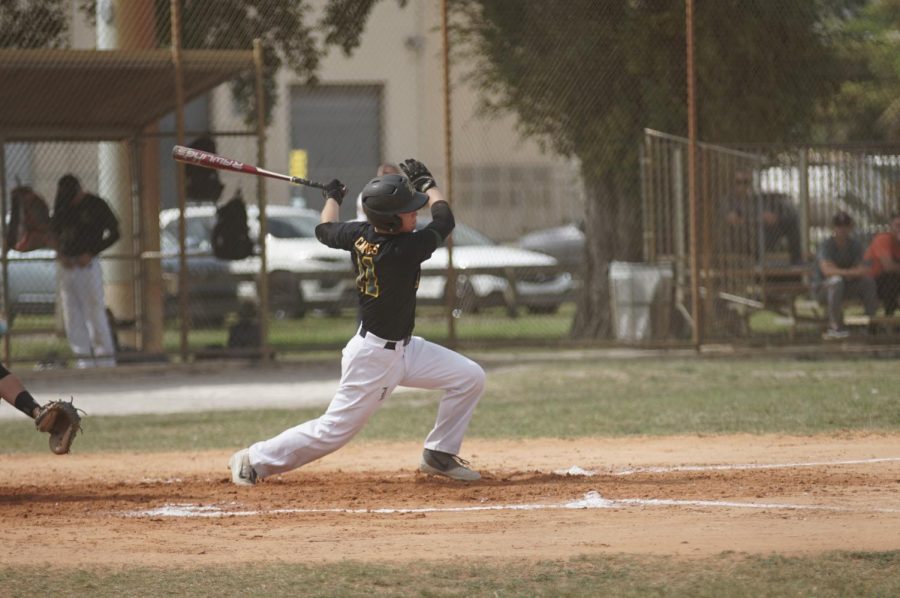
xmin=571 ymin=169 xmax=643 ymax=340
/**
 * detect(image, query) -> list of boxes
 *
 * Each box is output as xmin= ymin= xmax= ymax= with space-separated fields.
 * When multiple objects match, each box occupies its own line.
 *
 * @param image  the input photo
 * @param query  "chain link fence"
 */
xmin=644 ymin=130 xmax=900 ymax=340
xmin=2 ymin=1 xmax=899 ymax=366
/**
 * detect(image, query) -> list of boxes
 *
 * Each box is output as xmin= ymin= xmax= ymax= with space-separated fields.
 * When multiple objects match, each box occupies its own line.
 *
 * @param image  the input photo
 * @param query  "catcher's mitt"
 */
xmin=34 ymin=399 xmax=83 ymax=455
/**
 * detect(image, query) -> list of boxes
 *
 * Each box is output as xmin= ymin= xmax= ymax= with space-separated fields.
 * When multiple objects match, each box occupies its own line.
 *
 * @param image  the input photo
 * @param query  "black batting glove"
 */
xmin=400 ymin=159 xmax=437 ymax=193
xmin=323 ymin=179 xmax=347 ymax=205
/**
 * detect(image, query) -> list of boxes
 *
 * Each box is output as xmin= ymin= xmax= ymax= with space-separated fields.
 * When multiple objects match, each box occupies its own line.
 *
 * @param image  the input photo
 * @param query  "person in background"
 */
xmin=812 ymin=211 xmax=878 ymax=339
xmin=50 ymin=174 xmax=120 ymax=368
xmin=863 ymin=212 xmax=900 ymax=317
xmin=724 ymin=169 xmax=804 ymax=265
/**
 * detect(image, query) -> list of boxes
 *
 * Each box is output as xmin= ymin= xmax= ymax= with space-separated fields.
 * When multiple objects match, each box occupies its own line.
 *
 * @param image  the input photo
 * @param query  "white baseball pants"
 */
xmin=58 ymin=257 xmax=116 ymax=368
xmin=249 ymin=328 xmax=485 ymax=478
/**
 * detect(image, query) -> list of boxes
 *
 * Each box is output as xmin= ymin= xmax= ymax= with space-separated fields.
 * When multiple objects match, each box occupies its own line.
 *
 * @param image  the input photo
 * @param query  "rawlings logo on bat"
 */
xmin=174 ymin=146 xmax=244 ymax=170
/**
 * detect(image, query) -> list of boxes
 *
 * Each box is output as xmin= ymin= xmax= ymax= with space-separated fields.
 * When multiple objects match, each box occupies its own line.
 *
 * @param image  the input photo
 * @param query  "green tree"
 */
xmin=445 ymin=0 xmax=856 ymax=338
xmin=77 ymin=0 xmax=327 ymax=127
xmin=2 ymin=1 xmax=330 ymax=126
xmin=0 ymin=0 xmax=68 ymax=48
xmin=822 ymin=0 xmax=900 ymax=141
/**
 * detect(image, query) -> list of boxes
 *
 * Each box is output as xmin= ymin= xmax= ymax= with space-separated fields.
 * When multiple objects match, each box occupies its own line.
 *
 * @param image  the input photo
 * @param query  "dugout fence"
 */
xmin=2 ymin=1 xmax=900 ymax=368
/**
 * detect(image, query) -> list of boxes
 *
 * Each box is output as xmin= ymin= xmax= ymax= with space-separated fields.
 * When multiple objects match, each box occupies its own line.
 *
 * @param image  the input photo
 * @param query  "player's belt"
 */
xmin=359 ymin=327 xmax=411 ymax=350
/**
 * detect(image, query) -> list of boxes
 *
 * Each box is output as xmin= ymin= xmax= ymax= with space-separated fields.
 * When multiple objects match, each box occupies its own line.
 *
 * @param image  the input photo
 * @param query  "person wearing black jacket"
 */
xmin=724 ymin=169 xmax=804 ymax=265
xmin=228 ymin=159 xmax=485 ymax=485
xmin=51 ymin=174 xmax=120 ymax=368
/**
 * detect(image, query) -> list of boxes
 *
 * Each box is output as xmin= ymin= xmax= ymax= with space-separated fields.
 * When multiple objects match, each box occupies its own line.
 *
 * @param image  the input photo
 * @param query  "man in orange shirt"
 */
xmin=864 ymin=212 xmax=900 ymax=316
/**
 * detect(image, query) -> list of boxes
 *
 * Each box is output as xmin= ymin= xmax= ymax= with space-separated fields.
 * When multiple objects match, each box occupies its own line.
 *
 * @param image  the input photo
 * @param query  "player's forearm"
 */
xmin=426 ymin=186 xmax=446 ymax=209
xmin=429 ymin=200 xmax=455 ymax=240
xmin=819 ymin=261 xmax=860 ymax=278
xmin=320 ymin=197 xmax=340 ymax=223
xmin=0 ymin=371 xmax=26 ymax=405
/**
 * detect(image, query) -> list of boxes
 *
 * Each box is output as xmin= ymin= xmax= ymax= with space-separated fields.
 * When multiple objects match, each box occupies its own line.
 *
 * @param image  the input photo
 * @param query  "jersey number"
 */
xmin=356 ymin=255 xmax=380 ymax=297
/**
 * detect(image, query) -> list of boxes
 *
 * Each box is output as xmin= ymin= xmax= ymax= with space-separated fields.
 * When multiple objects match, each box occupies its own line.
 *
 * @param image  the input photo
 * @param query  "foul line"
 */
xmin=125 ymin=490 xmax=900 ymax=519
xmin=608 ymin=456 xmax=900 ymax=476
xmin=124 ymin=458 xmax=900 ymax=519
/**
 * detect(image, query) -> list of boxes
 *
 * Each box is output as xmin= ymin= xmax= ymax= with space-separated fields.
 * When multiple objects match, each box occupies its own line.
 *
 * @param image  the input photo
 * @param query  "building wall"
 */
xmin=57 ymin=1 xmax=584 ymax=241
xmin=217 ymin=0 xmax=584 ymax=240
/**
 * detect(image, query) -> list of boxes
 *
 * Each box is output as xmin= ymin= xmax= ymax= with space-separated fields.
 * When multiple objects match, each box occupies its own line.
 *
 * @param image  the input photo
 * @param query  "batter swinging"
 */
xmin=229 ymin=159 xmax=485 ymax=484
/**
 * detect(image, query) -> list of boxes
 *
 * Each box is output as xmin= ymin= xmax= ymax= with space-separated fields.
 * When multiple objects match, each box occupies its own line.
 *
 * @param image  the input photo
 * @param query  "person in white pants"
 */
xmin=229 ymin=159 xmax=485 ymax=484
xmin=58 ymin=258 xmax=117 ymax=368
xmin=51 ymin=174 xmax=119 ymax=368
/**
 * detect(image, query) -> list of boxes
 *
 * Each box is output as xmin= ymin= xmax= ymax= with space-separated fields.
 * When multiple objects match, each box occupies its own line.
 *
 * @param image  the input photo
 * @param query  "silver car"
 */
xmin=0 ymin=237 xmax=239 ymax=329
xmin=1 ymin=247 xmax=58 ymax=323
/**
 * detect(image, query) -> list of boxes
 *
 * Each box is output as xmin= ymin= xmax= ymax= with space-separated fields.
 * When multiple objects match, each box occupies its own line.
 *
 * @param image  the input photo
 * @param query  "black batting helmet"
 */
xmin=361 ymin=174 xmax=428 ymax=232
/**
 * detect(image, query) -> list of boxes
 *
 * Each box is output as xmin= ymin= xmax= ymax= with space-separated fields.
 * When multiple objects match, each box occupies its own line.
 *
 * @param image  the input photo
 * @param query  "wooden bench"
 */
xmin=709 ymin=264 xmax=812 ymax=337
xmin=844 ymin=314 xmax=900 ymax=333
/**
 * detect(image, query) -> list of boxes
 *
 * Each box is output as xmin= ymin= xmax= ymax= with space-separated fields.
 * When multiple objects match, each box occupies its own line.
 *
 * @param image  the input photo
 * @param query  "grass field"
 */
xmin=3 ymin=552 xmax=899 ymax=597
xmin=3 ymin=304 xmax=578 ymax=363
xmin=2 ymin=356 xmax=899 ymax=595
xmin=2 ymin=357 xmax=898 ymax=453
xmin=10 ymin=299 xmax=864 ymax=365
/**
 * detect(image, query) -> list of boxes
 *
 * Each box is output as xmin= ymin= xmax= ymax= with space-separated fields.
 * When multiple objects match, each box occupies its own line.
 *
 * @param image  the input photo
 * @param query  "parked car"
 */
xmin=0 ymin=236 xmax=239 ymax=328
xmin=417 ymin=220 xmax=574 ymax=314
xmin=0 ymin=247 xmax=57 ymax=323
xmin=517 ymin=220 xmax=585 ymax=275
xmin=159 ymin=229 xmax=240 ymax=327
xmin=159 ymin=205 xmax=355 ymax=319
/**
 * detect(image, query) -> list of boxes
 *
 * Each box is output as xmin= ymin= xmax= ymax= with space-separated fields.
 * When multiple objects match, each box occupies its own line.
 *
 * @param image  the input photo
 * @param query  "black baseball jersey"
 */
xmin=51 ymin=193 xmax=120 ymax=257
xmin=315 ymin=202 xmax=455 ymax=340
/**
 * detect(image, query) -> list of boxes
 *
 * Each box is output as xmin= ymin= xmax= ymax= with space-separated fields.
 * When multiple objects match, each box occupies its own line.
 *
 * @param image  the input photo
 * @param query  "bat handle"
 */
xmin=291 ymin=176 xmax=327 ymax=190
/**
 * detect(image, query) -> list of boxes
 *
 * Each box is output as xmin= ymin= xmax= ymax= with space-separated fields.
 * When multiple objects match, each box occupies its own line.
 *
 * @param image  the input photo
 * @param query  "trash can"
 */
xmin=609 ymin=261 xmax=674 ymax=341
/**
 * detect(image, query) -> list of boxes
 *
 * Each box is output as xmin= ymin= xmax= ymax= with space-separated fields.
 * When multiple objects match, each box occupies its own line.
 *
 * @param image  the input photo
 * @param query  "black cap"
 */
xmin=832 ymin=211 xmax=853 ymax=227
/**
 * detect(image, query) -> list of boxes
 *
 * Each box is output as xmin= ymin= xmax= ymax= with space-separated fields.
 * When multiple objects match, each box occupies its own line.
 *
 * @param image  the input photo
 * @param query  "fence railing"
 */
xmin=642 ymin=129 xmax=900 ymax=340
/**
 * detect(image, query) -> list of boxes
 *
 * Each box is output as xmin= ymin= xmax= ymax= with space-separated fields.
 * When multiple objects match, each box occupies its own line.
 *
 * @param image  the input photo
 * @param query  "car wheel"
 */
xmin=268 ymin=271 xmax=306 ymax=320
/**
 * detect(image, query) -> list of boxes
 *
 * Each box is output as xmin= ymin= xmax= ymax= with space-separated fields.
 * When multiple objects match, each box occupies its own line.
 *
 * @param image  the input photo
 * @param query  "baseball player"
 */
xmin=0 ymin=362 xmax=82 ymax=454
xmin=229 ymin=159 xmax=485 ymax=484
xmin=51 ymin=174 xmax=120 ymax=368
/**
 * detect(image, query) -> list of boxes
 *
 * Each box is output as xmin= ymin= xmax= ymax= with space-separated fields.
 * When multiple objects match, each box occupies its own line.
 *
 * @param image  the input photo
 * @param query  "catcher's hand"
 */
xmin=34 ymin=399 xmax=83 ymax=455
xmin=400 ymin=159 xmax=437 ymax=193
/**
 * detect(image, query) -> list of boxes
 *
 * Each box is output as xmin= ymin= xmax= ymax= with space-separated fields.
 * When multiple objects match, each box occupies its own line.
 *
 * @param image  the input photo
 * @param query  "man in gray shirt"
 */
xmin=812 ymin=211 xmax=878 ymax=338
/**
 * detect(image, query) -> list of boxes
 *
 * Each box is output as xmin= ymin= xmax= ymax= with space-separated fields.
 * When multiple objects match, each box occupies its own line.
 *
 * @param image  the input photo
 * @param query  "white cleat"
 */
xmin=228 ymin=448 xmax=259 ymax=486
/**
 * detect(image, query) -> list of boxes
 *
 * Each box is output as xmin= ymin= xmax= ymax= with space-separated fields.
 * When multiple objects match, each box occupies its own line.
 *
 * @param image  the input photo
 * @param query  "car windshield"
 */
xmin=415 ymin=220 xmax=494 ymax=247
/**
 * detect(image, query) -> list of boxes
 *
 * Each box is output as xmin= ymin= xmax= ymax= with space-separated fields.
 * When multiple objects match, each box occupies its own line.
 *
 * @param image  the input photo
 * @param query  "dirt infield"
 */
xmin=3 ymin=433 xmax=899 ymax=567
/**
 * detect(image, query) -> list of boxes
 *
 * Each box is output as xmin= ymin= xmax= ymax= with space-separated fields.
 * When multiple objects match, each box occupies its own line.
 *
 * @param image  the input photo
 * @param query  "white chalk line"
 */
xmin=603 ymin=456 xmax=900 ymax=477
xmin=125 ymin=490 xmax=900 ymax=519
xmin=122 ymin=457 xmax=900 ymax=519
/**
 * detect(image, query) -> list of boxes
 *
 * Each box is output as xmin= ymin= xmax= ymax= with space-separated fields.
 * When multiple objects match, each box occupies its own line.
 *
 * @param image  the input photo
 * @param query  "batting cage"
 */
xmin=2 ymin=1 xmax=900 ymax=366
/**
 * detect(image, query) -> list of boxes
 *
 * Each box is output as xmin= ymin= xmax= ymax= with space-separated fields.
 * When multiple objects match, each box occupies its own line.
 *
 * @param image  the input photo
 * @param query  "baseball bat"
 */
xmin=171 ymin=145 xmax=327 ymax=190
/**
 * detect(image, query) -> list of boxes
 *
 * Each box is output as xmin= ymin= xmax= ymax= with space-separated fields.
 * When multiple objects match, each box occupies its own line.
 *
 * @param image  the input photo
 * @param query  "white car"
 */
xmin=160 ymin=205 xmax=355 ymax=318
xmin=160 ymin=205 xmax=572 ymax=317
xmin=416 ymin=220 xmax=574 ymax=314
